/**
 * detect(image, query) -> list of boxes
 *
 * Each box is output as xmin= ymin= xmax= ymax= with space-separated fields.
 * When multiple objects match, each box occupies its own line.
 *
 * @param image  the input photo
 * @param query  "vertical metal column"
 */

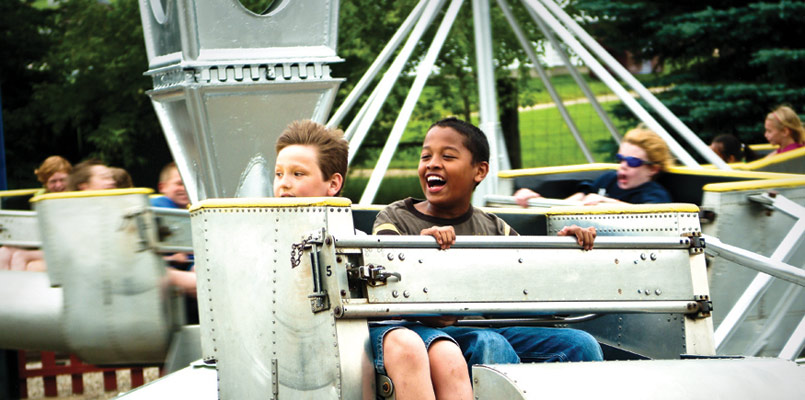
xmin=473 ymin=0 xmax=510 ymax=206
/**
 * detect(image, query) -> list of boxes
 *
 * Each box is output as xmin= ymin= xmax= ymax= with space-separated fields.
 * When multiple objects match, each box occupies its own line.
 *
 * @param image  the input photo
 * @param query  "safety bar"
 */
xmin=703 ymin=234 xmax=805 ymax=288
xmin=453 ymin=314 xmax=601 ymax=327
xmin=335 ymin=300 xmax=702 ymax=319
xmin=484 ymin=194 xmax=582 ymax=208
xmin=334 ymin=235 xmax=695 ymax=250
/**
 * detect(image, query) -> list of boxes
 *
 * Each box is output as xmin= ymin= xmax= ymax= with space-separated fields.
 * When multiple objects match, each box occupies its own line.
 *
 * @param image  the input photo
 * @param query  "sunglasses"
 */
xmin=616 ymin=154 xmax=655 ymax=168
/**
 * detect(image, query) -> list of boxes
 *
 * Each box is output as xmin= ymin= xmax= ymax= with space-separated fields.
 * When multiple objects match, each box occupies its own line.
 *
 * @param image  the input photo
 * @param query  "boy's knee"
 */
xmin=383 ymin=329 xmax=428 ymax=366
xmin=566 ymin=331 xmax=603 ymax=362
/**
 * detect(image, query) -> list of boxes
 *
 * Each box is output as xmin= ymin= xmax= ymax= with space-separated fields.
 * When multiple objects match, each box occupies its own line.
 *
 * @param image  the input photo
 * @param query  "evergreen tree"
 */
xmin=573 ymin=0 xmax=805 ymax=150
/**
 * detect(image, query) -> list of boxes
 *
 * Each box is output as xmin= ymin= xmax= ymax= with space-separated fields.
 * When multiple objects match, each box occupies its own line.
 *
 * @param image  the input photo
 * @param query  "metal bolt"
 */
xmin=392 ymin=290 xmax=399 ymax=298
xmin=640 ymin=253 xmax=647 ymax=260
xmin=418 ymin=259 xmax=423 ymax=263
xmin=655 ymin=289 xmax=662 ymax=296
xmin=423 ymin=287 xmax=428 ymax=293
xmin=650 ymin=253 xmax=657 ymax=261
xmin=340 ymin=289 xmax=347 ymax=297
xmin=645 ymin=289 xmax=651 ymax=296
xmin=634 ymin=260 xmax=638 ymax=264
xmin=518 ymin=258 xmax=523 ymax=263
xmin=403 ymin=290 xmax=410 ymax=298
xmin=523 ymin=289 xmax=529 ymax=295
xmin=637 ymin=289 xmax=642 ymax=294
xmin=336 ymin=256 xmax=342 ymax=263
xmin=387 ymin=253 xmax=395 ymax=261
xmin=398 ymin=253 xmax=405 ymax=261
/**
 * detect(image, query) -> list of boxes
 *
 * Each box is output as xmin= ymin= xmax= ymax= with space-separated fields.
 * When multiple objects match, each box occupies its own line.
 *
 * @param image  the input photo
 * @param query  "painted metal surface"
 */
xmin=138 ymin=0 xmax=344 ymax=203
xmin=472 ymin=358 xmax=805 ymax=399
xmin=190 ymin=199 xmax=371 ymax=399
xmin=33 ymin=191 xmax=175 ymax=364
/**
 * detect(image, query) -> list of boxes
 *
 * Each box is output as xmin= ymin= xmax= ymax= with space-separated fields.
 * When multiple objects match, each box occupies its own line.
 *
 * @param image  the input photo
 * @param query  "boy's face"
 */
xmin=274 ymin=144 xmax=342 ymax=198
xmin=417 ymin=126 xmax=488 ymax=217
xmin=159 ymin=168 xmax=189 ymax=208
xmin=80 ymin=165 xmax=116 ymax=191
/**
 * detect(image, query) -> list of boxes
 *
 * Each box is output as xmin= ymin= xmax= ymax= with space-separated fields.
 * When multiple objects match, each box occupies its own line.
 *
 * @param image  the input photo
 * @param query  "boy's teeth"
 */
xmin=427 ymin=176 xmax=446 ymax=187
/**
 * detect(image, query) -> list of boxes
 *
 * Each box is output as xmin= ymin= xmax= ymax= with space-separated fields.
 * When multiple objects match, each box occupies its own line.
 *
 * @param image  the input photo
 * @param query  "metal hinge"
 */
xmin=682 ymin=232 xmax=705 ymax=255
xmin=693 ymin=294 xmax=713 ymax=318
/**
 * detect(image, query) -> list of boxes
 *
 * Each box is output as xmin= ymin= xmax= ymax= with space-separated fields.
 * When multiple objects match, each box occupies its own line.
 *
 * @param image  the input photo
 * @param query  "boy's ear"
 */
xmin=326 ymin=173 xmax=344 ymax=197
xmin=474 ymin=161 xmax=489 ymax=184
xmin=157 ymin=181 xmax=166 ymax=194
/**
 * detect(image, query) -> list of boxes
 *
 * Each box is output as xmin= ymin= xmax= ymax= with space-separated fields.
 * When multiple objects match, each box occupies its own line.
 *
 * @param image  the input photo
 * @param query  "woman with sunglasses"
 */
xmin=514 ymin=127 xmax=673 ymax=206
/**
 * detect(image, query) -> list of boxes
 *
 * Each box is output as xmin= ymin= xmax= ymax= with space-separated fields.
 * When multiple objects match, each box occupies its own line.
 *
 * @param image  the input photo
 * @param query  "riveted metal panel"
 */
xmin=364 ymin=248 xmax=694 ymax=303
xmin=34 ymin=192 xmax=173 ymax=364
xmin=138 ymin=0 xmax=340 ymax=67
xmin=702 ymin=186 xmax=805 ymax=357
xmin=547 ymin=211 xmax=701 ymax=237
xmin=191 ymin=202 xmax=368 ymax=399
xmin=472 ymin=358 xmax=805 ymax=399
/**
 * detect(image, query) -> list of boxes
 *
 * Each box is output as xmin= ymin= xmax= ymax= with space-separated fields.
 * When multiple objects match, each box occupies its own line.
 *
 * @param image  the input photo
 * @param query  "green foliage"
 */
xmin=572 ymin=0 xmax=805 ymax=152
xmin=2 ymin=0 xmax=170 ymax=189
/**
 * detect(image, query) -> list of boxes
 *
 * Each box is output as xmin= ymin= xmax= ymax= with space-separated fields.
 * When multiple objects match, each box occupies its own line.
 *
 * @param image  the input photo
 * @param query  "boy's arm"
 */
xmin=557 ymin=224 xmax=596 ymax=250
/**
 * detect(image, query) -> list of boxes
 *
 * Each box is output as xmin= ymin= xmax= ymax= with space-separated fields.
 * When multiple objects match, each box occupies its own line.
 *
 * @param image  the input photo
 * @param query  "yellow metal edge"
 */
xmin=189 ymin=196 xmax=353 ymax=212
xmin=703 ymin=178 xmax=805 ymax=192
xmin=749 ymin=143 xmax=777 ymax=151
xmin=733 ymin=146 xmax=805 ymax=171
xmin=30 ymin=188 xmax=154 ymax=202
xmin=498 ymin=163 xmax=616 ymax=178
xmin=0 ymin=188 xmax=42 ymax=198
xmin=544 ymin=203 xmax=700 ymax=216
xmin=667 ymin=166 xmax=798 ymax=180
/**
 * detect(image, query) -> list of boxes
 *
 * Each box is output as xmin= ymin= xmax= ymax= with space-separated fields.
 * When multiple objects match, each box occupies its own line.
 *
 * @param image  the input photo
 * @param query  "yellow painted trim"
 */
xmin=666 ymin=166 xmax=796 ymax=180
xmin=733 ymin=146 xmax=805 ymax=171
xmin=31 ymin=188 xmax=154 ymax=203
xmin=351 ymin=204 xmax=388 ymax=212
xmin=498 ymin=163 xmax=615 ymax=178
xmin=544 ymin=203 xmax=699 ymax=216
xmin=189 ymin=196 xmax=352 ymax=212
xmin=0 ymin=188 xmax=42 ymax=197
xmin=749 ymin=143 xmax=777 ymax=151
xmin=703 ymin=178 xmax=805 ymax=192
xmin=372 ymin=223 xmax=400 ymax=235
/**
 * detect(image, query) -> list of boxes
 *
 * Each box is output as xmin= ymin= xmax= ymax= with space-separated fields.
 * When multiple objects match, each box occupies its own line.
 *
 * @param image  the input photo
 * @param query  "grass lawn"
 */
xmin=518 ymin=100 xmax=628 ymax=167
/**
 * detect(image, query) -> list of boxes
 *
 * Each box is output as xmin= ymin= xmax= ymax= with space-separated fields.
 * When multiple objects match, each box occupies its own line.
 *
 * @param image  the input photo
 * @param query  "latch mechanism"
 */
xmin=291 ymin=229 xmax=331 ymax=313
xmin=347 ymin=263 xmax=401 ymax=287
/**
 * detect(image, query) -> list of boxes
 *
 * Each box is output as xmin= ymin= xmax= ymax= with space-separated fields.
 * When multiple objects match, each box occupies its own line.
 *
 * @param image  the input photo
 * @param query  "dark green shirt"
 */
xmin=372 ymin=197 xmax=517 ymax=236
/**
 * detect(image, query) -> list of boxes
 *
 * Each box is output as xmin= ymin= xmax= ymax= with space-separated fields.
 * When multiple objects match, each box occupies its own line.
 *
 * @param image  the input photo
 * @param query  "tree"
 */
xmin=2 ymin=0 xmax=169 ymax=189
xmin=572 ymin=0 xmax=805 ymax=151
xmin=333 ymin=0 xmax=543 ymax=167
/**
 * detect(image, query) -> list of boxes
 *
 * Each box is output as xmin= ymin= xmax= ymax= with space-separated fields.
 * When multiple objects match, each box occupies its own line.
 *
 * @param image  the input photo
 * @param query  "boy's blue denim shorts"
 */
xmin=368 ymin=321 xmax=458 ymax=375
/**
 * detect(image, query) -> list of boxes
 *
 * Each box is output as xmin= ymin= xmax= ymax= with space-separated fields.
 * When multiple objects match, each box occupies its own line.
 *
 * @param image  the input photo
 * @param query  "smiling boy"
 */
xmin=371 ymin=117 xmax=602 ymax=399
